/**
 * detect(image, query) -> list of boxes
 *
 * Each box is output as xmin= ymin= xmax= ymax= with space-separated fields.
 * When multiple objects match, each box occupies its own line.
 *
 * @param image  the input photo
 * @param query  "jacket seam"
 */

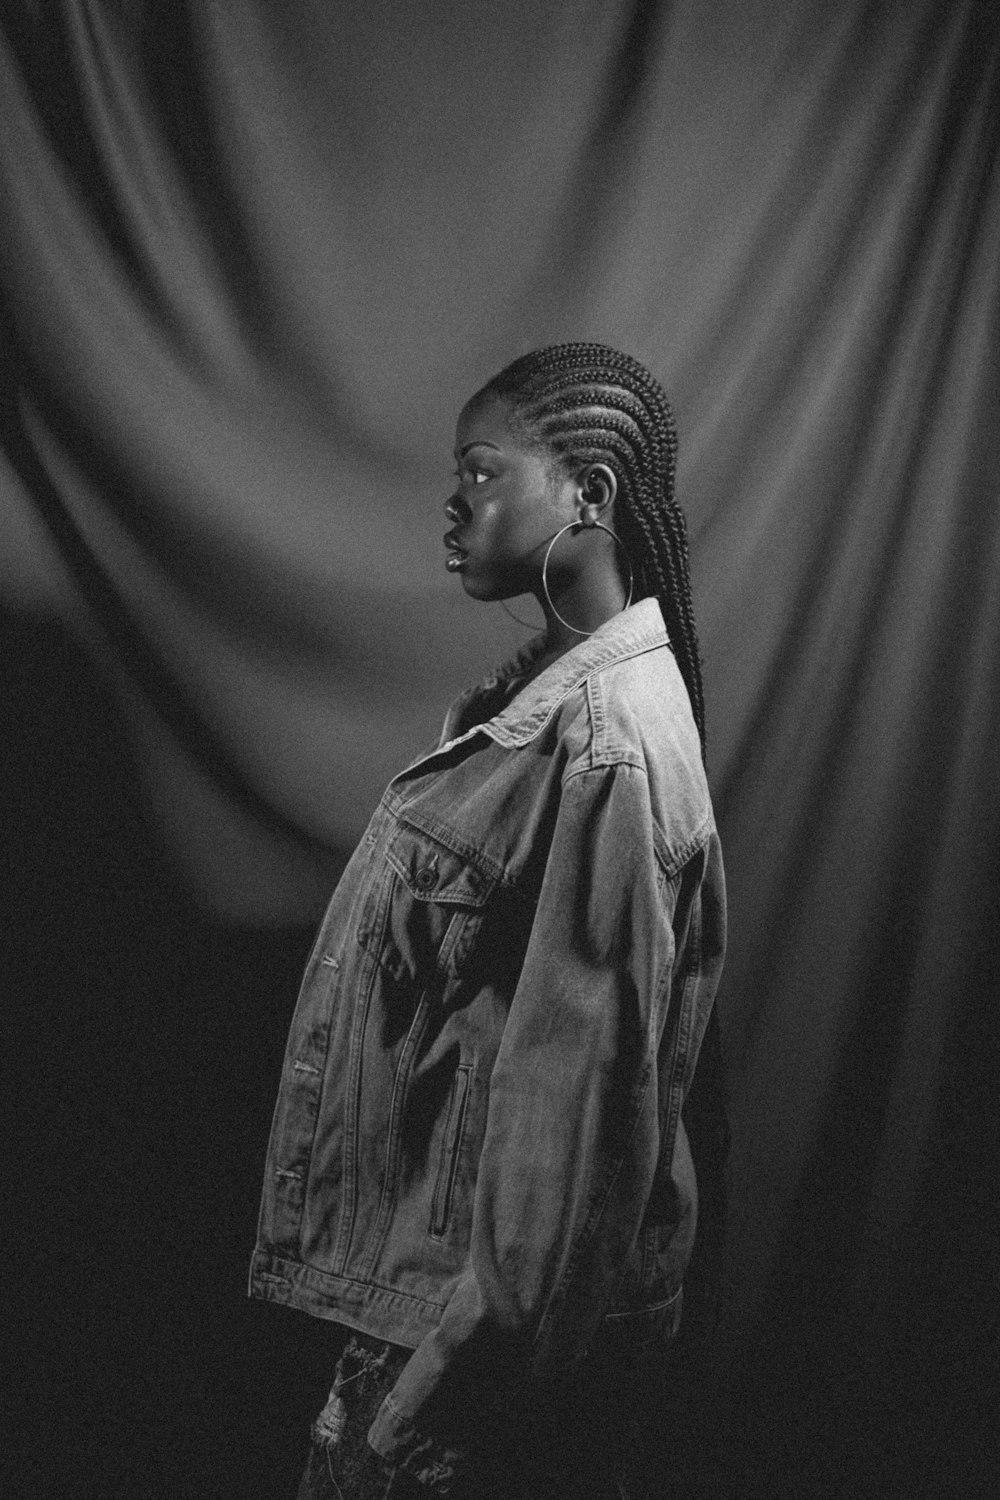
xmin=560 ymin=762 xmax=714 ymax=878
xmin=532 ymin=1062 xmax=654 ymax=1357
xmin=603 ymin=1284 xmax=683 ymax=1323
xmin=655 ymin=812 xmax=715 ymax=879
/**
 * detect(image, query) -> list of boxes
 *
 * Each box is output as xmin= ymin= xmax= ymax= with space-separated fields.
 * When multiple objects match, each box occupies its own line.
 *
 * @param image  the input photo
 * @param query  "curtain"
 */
xmin=3 ymin=2 xmax=997 ymax=1494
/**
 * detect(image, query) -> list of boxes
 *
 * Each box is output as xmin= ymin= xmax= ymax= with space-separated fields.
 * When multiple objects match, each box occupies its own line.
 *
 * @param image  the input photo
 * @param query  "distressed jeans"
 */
xmin=296 ymin=1333 xmax=664 ymax=1500
xmin=297 ymin=1336 xmax=409 ymax=1500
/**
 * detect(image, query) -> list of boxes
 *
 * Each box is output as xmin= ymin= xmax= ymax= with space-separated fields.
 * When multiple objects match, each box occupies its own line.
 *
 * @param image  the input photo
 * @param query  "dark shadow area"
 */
xmin=727 ymin=965 xmax=1000 ymax=1499
xmin=1 ymin=608 xmax=336 ymax=1499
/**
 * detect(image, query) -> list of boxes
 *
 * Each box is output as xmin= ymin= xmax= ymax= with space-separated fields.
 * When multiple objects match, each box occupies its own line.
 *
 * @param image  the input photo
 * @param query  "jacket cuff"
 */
xmin=368 ymin=1393 xmax=468 ymax=1493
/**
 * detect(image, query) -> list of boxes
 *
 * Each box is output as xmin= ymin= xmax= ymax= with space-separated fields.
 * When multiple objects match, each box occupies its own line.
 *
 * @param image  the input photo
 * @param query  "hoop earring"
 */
xmin=499 ymin=598 xmax=543 ymax=630
xmin=541 ymin=522 xmax=635 ymax=637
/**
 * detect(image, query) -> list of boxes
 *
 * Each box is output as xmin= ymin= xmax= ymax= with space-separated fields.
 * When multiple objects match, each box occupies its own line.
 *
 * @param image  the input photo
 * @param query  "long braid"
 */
xmin=477 ymin=344 xmax=707 ymax=759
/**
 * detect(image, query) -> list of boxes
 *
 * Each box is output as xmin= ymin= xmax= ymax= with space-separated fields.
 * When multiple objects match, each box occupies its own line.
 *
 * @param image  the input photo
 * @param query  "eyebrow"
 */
xmin=456 ymin=440 xmax=501 ymax=459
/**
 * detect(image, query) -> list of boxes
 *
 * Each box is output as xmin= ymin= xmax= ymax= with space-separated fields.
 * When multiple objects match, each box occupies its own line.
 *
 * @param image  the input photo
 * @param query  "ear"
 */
xmin=574 ymin=463 xmax=617 ymax=526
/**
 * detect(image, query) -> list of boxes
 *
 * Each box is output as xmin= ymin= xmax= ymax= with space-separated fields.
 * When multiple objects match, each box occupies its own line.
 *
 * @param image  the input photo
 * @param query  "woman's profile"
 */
xmin=250 ymin=343 xmax=727 ymax=1499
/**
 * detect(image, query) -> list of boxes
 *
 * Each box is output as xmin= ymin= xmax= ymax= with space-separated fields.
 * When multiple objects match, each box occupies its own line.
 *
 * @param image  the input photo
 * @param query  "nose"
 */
xmin=444 ymin=495 xmax=467 ymax=522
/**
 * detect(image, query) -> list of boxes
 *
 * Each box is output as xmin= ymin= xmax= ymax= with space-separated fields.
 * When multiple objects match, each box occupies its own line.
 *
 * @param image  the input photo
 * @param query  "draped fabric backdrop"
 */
xmin=2 ymin=2 xmax=997 ymax=1496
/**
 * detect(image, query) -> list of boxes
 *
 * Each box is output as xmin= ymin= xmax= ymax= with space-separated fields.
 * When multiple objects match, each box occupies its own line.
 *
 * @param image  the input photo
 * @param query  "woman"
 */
xmin=250 ymin=344 xmax=726 ymax=1499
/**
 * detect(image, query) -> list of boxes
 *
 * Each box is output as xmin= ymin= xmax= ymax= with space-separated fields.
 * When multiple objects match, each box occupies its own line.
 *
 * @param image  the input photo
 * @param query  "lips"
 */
xmin=444 ymin=529 xmax=468 ymax=571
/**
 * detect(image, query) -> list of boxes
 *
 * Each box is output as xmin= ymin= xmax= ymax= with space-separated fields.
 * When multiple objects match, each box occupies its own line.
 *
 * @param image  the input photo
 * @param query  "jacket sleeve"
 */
xmin=368 ymin=762 xmax=680 ymax=1488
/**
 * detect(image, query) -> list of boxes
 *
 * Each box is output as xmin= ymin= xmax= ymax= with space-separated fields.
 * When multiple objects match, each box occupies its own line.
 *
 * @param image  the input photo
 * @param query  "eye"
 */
xmin=453 ymin=466 xmax=491 ymax=487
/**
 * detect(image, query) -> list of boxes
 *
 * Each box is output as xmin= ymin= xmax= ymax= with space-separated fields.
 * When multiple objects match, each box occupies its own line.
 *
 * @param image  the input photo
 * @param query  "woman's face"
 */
xmin=443 ymin=395 xmax=574 ymax=601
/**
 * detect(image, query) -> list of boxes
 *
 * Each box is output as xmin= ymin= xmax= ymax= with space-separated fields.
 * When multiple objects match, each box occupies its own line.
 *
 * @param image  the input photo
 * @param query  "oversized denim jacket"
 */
xmin=249 ymin=598 xmax=726 ymax=1483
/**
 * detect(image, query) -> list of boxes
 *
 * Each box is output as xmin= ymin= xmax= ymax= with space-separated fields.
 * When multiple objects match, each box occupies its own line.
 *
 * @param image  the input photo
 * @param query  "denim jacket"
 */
xmin=249 ymin=598 xmax=726 ymax=1485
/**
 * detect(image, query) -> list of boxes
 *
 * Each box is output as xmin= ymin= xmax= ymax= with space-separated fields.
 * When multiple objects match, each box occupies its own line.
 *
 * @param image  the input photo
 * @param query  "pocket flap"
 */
xmin=386 ymin=824 xmax=496 ymax=907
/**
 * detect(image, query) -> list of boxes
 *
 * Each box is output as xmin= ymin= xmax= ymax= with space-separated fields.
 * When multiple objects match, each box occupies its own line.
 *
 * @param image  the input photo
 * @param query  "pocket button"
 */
xmin=415 ymin=867 xmax=438 ymax=892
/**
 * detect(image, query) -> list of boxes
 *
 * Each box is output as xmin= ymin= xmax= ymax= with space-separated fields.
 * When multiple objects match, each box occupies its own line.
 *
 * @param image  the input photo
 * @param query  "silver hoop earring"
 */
xmin=499 ymin=598 xmax=543 ymax=630
xmin=541 ymin=522 xmax=635 ymax=637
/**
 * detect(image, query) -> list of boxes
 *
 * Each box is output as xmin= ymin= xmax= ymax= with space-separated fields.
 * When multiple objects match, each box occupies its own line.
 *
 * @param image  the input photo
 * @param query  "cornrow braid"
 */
xmin=476 ymin=343 xmax=707 ymax=759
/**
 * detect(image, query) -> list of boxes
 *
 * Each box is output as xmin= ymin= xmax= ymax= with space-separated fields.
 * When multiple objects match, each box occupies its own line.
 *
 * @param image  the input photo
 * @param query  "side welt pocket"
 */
xmin=429 ymin=1063 xmax=472 ymax=1240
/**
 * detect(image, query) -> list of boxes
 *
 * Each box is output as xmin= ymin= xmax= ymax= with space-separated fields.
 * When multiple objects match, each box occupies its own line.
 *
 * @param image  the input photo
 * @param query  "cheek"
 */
xmin=472 ymin=503 xmax=517 ymax=559
xmin=488 ymin=509 xmax=527 ymax=555
xmin=488 ymin=497 xmax=550 ymax=559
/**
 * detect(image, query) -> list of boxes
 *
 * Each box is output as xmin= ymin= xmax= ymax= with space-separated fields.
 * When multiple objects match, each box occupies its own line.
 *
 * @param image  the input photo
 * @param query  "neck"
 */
xmin=536 ymin=571 xmax=628 ymax=651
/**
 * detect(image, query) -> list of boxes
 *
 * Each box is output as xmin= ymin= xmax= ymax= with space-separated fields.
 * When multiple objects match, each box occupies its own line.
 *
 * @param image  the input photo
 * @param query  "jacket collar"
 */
xmin=466 ymin=597 xmax=669 ymax=749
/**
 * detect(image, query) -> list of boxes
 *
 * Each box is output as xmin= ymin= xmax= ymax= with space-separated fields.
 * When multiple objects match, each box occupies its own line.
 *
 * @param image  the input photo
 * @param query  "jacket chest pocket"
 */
xmin=362 ymin=823 xmax=497 ymax=986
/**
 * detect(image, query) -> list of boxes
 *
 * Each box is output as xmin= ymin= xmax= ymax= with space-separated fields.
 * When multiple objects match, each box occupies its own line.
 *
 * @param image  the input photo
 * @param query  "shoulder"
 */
xmin=553 ymin=643 xmax=714 ymax=862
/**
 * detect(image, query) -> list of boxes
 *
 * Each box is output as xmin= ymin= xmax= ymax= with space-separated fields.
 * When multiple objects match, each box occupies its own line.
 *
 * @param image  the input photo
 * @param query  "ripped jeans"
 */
xmin=296 ymin=1328 xmax=671 ymax=1500
xmin=297 ymin=1335 xmax=409 ymax=1500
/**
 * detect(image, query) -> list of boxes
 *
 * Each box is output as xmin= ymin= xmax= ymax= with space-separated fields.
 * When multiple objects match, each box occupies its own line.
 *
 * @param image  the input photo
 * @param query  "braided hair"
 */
xmin=474 ymin=343 xmax=707 ymax=759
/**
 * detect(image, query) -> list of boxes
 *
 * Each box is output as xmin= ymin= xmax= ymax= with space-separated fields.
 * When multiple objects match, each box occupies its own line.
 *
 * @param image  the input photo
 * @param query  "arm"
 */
xmin=369 ymin=763 xmax=678 ymax=1487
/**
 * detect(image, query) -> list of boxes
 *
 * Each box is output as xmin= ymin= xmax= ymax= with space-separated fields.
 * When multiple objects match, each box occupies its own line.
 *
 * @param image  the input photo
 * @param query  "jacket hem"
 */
xmin=249 ymin=1249 xmax=445 ymax=1348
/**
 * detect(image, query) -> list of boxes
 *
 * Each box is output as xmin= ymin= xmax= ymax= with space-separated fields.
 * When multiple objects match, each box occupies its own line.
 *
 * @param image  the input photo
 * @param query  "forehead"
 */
xmin=454 ymin=392 xmax=518 ymax=452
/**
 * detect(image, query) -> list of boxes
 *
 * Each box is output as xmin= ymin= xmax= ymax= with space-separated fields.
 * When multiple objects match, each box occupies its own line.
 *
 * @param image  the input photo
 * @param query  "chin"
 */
xmin=458 ymin=572 xmax=496 ymax=601
xmin=457 ymin=567 xmax=529 ymax=605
